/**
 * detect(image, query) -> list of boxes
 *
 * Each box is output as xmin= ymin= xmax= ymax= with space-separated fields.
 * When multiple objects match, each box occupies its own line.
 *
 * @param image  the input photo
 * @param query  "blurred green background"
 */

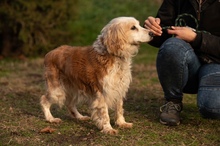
xmin=0 ymin=0 xmax=161 ymax=58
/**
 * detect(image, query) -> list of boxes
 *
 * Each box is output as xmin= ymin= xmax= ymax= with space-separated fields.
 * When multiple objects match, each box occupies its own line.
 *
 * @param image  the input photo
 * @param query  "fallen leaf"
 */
xmin=40 ymin=127 xmax=56 ymax=133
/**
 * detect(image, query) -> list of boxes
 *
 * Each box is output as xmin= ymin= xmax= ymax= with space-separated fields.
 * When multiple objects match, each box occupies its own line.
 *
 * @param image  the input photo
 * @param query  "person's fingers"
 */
xmin=155 ymin=18 xmax=161 ymax=25
xmin=148 ymin=17 xmax=161 ymax=30
xmin=144 ymin=17 xmax=162 ymax=36
xmin=167 ymin=26 xmax=197 ymax=42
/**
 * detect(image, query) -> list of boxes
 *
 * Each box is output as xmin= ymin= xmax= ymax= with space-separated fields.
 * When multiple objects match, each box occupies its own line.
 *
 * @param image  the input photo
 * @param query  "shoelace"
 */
xmin=160 ymin=102 xmax=182 ymax=112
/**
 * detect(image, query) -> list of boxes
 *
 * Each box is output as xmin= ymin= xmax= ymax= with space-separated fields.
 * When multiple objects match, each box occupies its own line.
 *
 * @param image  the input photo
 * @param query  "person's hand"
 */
xmin=144 ymin=16 xmax=162 ymax=36
xmin=167 ymin=26 xmax=197 ymax=42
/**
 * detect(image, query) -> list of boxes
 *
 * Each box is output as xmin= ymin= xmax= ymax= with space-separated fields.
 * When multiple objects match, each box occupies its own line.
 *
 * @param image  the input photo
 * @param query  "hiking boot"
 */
xmin=159 ymin=101 xmax=182 ymax=126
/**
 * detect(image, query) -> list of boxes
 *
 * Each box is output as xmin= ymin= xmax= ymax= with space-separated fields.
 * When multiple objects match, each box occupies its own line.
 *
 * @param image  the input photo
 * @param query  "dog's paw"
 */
xmin=117 ymin=122 xmax=133 ymax=128
xmin=101 ymin=128 xmax=118 ymax=135
xmin=78 ymin=116 xmax=90 ymax=121
xmin=47 ymin=118 xmax=62 ymax=123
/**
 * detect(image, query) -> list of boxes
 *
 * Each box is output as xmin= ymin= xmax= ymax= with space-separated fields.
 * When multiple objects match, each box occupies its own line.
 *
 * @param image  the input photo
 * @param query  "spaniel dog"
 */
xmin=40 ymin=17 xmax=152 ymax=135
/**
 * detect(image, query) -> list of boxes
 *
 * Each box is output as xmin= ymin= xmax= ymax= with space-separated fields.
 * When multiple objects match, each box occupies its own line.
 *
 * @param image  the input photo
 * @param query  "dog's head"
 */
xmin=97 ymin=17 xmax=152 ymax=57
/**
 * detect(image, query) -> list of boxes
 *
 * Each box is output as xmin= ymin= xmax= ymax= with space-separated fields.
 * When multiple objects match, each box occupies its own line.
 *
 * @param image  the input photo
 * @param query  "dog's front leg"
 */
xmin=115 ymin=98 xmax=133 ymax=128
xmin=90 ymin=92 xmax=118 ymax=135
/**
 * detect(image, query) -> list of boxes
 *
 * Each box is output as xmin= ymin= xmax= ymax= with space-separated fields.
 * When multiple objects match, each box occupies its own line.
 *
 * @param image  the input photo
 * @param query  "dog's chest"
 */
xmin=102 ymin=60 xmax=132 ymax=98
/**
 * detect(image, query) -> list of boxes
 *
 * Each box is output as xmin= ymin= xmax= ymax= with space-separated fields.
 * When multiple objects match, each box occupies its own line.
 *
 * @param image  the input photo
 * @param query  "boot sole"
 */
xmin=160 ymin=119 xmax=180 ymax=126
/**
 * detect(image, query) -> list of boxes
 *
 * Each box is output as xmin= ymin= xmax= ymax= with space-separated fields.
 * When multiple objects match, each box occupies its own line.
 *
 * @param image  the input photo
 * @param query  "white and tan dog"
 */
xmin=40 ymin=17 xmax=152 ymax=135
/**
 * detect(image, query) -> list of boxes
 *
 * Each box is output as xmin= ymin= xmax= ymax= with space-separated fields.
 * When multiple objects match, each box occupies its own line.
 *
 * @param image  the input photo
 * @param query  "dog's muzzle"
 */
xmin=149 ymin=32 xmax=155 ymax=37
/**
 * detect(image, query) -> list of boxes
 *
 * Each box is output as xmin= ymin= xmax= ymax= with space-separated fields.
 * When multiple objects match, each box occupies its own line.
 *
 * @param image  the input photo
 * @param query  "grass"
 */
xmin=0 ymin=0 xmax=220 ymax=145
xmin=0 ymin=47 xmax=219 ymax=146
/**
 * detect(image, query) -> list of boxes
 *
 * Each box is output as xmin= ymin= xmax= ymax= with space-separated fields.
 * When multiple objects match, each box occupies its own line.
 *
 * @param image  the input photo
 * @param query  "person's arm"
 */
xmin=166 ymin=25 xmax=220 ymax=62
xmin=144 ymin=0 xmax=177 ymax=47
xmin=192 ymin=32 xmax=220 ymax=59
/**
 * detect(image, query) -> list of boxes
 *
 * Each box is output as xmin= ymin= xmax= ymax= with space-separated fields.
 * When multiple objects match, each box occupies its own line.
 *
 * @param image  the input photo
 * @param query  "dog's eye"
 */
xmin=131 ymin=26 xmax=137 ymax=30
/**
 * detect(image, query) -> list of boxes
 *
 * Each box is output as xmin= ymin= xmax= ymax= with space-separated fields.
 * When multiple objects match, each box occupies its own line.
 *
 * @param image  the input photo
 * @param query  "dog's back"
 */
xmin=44 ymin=45 xmax=116 ymax=96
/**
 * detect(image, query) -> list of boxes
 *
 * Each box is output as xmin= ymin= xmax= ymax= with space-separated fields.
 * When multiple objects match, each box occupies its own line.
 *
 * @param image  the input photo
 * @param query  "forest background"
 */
xmin=0 ymin=0 xmax=160 ymax=58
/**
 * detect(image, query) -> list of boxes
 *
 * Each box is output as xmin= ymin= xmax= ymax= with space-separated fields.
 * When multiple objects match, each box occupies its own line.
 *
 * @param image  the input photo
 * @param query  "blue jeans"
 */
xmin=156 ymin=37 xmax=220 ymax=119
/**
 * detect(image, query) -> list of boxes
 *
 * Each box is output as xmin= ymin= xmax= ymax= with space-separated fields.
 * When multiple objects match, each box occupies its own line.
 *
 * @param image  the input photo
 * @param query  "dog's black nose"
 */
xmin=149 ymin=32 xmax=155 ymax=37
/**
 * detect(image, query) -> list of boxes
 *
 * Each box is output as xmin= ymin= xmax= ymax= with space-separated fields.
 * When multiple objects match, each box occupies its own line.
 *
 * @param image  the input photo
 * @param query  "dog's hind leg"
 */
xmin=115 ymin=99 xmax=133 ymax=128
xmin=40 ymin=93 xmax=62 ymax=123
xmin=90 ymin=92 xmax=118 ymax=135
xmin=40 ymin=66 xmax=65 ymax=123
xmin=68 ymin=106 xmax=90 ymax=121
xmin=67 ymin=97 xmax=90 ymax=121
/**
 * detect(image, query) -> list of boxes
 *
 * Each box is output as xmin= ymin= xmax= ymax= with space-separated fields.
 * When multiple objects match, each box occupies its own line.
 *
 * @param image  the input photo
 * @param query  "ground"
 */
xmin=0 ymin=58 xmax=219 ymax=146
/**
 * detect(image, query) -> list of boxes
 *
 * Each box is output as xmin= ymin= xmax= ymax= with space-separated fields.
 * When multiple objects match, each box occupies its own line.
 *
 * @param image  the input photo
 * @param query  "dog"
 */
xmin=40 ymin=17 xmax=152 ymax=135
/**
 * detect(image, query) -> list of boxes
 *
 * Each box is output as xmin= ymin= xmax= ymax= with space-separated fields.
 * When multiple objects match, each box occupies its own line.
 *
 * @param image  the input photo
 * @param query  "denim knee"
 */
xmin=158 ymin=38 xmax=193 ymax=63
xmin=197 ymin=71 xmax=220 ymax=119
xmin=159 ymin=38 xmax=191 ymax=55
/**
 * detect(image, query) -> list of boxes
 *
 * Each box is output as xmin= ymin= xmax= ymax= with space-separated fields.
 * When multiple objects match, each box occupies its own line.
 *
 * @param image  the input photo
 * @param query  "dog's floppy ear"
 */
xmin=101 ymin=22 xmax=127 ymax=56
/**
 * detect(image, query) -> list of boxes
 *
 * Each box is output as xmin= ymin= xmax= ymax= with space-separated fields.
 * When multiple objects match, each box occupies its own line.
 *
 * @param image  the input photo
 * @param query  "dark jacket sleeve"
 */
xmin=191 ymin=32 xmax=220 ymax=60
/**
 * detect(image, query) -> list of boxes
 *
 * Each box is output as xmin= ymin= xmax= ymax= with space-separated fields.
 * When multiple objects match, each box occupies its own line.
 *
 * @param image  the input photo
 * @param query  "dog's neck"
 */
xmin=93 ymin=43 xmax=128 ymax=62
xmin=93 ymin=39 xmax=119 ymax=58
xmin=93 ymin=35 xmax=108 ymax=55
xmin=93 ymin=35 xmax=136 ymax=61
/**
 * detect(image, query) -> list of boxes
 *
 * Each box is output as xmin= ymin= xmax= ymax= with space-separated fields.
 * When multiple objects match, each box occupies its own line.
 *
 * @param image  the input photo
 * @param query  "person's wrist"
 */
xmin=190 ymin=32 xmax=202 ymax=49
xmin=189 ymin=32 xmax=197 ymax=42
